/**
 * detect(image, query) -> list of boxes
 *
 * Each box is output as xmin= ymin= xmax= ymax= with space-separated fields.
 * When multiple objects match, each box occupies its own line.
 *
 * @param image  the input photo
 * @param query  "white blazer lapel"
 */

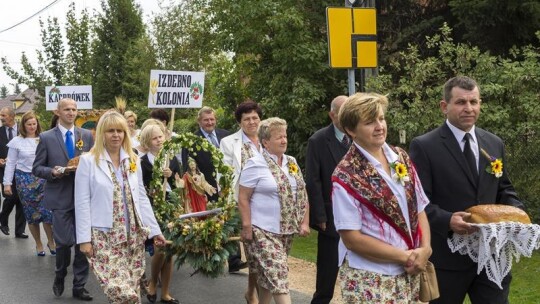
xmin=97 ymin=158 xmax=114 ymax=182
xmin=233 ymin=131 xmax=242 ymax=168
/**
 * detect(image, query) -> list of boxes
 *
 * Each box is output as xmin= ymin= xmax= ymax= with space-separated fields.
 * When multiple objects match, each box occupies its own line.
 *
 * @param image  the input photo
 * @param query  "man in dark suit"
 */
xmin=33 ymin=98 xmax=94 ymax=301
xmin=306 ymin=95 xmax=349 ymax=304
xmin=0 ymin=107 xmax=27 ymax=238
xmin=409 ymin=76 xmax=523 ymax=304
xmin=182 ymin=106 xmax=230 ymax=202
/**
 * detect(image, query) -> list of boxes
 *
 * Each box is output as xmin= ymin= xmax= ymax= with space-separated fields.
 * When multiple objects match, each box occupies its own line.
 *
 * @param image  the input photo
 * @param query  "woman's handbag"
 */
xmin=419 ymin=261 xmax=440 ymax=302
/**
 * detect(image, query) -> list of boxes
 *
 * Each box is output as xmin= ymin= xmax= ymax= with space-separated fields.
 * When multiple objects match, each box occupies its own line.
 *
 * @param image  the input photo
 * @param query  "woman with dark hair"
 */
xmin=3 ymin=110 xmax=55 ymax=256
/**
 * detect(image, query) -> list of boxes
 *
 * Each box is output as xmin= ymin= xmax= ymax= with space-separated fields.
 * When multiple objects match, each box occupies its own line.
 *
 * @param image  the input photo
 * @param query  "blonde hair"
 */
xmin=124 ymin=110 xmax=138 ymax=122
xmin=339 ymin=93 xmax=388 ymax=134
xmin=90 ymin=110 xmax=137 ymax=163
xmin=141 ymin=118 xmax=167 ymax=135
xmin=139 ymin=124 xmax=164 ymax=151
xmin=258 ymin=117 xmax=287 ymax=143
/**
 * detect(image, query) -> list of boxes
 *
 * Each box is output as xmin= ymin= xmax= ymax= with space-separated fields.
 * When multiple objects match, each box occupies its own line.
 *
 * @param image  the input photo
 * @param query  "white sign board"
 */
xmin=147 ymin=70 xmax=205 ymax=108
xmin=45 ymin=85 xmax=93 ymax=111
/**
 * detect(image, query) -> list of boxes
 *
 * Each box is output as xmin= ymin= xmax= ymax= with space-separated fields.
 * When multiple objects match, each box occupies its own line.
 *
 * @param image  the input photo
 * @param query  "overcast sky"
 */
xmin=0 ymin=0 xmax=161 ymax=94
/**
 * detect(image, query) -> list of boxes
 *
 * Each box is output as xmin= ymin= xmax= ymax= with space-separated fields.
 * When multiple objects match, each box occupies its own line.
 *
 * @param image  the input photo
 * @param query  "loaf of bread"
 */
xmin=67 ymin=156 xmax=80 ymax=168
xmin=466 ymin=204 xmax=531 ymax=224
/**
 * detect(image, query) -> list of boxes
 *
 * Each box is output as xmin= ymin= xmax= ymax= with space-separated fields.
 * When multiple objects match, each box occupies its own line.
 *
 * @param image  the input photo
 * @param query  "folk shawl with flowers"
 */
xmin=262 ymin=150 xmax=308 ymax=234
xmin=332 ymin=145 xmax=421 ymax=249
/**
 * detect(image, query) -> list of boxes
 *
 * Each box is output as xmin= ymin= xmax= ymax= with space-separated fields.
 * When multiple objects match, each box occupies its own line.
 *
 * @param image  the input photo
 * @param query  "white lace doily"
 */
xmin=448 ymin=222 xmax=540 ymax=289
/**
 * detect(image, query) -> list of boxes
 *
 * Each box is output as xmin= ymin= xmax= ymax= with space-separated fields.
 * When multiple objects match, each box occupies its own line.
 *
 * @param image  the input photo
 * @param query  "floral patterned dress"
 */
xmin=89 ymin=161 xmax=149 ymax=304
xmin=245 ymin=150 xmax=308 ymax=294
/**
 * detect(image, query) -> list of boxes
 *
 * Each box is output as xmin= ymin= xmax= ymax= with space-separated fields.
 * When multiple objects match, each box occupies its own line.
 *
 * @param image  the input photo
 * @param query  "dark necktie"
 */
xmin=463 ymin=133 xmax=478 ymax=179
xmin=341 ymin=135 xmax=351 ymax=147
xmin=65 ymin=130 xmax=75 ymax=159
xmin=7 ymin=127 xmax=13 ymax=141
xmin=208 ymin=133 xmax=219 ymax=148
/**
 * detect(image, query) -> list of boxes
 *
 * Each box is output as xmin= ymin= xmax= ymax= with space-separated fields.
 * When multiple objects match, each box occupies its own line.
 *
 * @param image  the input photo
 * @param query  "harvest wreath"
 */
xmin=149 ymin=132 xmax=240 ymax=278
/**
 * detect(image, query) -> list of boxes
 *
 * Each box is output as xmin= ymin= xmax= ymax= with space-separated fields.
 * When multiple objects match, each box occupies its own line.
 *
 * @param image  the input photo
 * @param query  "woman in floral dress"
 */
xmin=3 ymin=111 xmax=55 ymax=256
xmin=238 ymin=117 xmax=310 ymax=304
xmin=75 ymin=111 xmax=166 ymax=303
xmin=332 ymin=93 xmax=432 ymax=303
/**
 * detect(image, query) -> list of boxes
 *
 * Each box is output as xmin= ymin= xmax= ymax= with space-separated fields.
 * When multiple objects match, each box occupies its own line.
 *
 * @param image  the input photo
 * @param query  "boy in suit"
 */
xmin=409 ymin=76 xmax=523 ymax=304
xmin=33 ymin=98 xmax=95 ymax=301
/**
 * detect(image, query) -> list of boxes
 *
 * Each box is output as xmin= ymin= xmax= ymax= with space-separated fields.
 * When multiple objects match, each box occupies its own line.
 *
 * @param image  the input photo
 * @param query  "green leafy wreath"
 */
xmin=149 ymin=132 xmax=240 ymax=278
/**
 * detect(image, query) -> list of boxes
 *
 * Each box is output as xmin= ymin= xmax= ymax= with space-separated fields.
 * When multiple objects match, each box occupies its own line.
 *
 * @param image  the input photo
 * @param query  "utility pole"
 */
xmin=345 ymin=0 xmax=356 ymax=96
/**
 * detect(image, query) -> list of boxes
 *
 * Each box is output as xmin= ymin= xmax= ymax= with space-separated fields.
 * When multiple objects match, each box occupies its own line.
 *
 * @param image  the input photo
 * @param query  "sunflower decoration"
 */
xmin=76 ymin=139 xmax=84 ymax=150
xmin=151 ymin=132 xmax=239 ymax=278
xmin=128 ymin=160 xmax=137 ymax=174
xmin=480 ymin=148 xmax=503 ymax=178
xmin=288 ymin=162 xmax=299 ymax=175
xmin=390 ymin=161 xmax=410 ymax=186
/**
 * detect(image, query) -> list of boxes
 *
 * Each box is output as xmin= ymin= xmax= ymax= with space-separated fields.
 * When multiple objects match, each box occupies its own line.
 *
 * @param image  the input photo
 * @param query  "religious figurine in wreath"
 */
xmin=176 ymin=157 xmax=217 ymax=213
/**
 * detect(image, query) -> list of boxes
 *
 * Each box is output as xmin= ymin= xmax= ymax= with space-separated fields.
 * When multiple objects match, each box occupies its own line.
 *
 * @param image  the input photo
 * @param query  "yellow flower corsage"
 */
xmin=390 ymin=161 xmax=410 ymax=186
xmin=288 ymin=162 xmax=298 ymax=175
xmin=76 ymin=139 xmax=84 ymax=150
xmin=480 ymin=148 xmax=503 ymax=178
xmin=129 ymin=160 xmax=137 ymax=173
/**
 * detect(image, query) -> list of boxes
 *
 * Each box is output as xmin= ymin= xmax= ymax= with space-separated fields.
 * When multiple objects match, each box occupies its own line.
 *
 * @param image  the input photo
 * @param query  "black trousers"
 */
xmin=55 ymin=244 xmax=89 ymax=289
xmin=0 ymin=184 xmax=26 ymax=235
xmin=432 ymin=266 xmax=511 ymax=304
xmin=311 ymin=233 xmax=339 ymax=304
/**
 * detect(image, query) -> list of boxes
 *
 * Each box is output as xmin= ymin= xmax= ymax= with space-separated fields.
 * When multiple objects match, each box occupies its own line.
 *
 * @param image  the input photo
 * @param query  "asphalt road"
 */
xmin=0 ymin=213 xmax=312 ymax=304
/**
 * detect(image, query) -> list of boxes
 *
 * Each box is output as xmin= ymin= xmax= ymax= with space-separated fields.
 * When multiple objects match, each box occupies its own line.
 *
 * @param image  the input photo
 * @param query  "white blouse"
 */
xmin=3 ymin=136 xmax=40 ymax=185
xmin=239 ymin=151 xmax=298 ymax=234
xmin=333 ymin=143 xmax=429 ymax=275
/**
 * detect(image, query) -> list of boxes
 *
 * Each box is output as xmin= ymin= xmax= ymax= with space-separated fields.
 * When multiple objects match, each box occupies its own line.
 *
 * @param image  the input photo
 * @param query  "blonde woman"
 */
xmin=75 ymin=111 xmax=166 ymax=303
xmin=124 ymin=110 xmax=141 ymax=148
xmin=238 ymin=117 xmax=310 ymax=304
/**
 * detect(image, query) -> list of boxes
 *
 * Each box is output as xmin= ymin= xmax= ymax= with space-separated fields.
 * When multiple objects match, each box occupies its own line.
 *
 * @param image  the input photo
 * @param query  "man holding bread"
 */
xmin=33 ymin=98 xmax=95 ymax=301
xmin=409 ymin=76 xmax=523 ymax=304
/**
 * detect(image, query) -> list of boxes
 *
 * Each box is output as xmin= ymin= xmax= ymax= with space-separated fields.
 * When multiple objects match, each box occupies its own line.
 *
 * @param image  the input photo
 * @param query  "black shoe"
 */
xmin=53 ymin=277 xmax=64 ymax=297
xmin=0 ymin=226 xmax=9 ymax=235
xmin=228 ymin=261 xmax=248 ymax=273
xmin=15 ymin=233 xmax=28 ymax=239
xmin=147 ymin=293 xmax=157 ymax=303
xmin=160 ymin=298 xmax=179 ymax=304
xmin=73 ymin=288 xmax=93 ymax=301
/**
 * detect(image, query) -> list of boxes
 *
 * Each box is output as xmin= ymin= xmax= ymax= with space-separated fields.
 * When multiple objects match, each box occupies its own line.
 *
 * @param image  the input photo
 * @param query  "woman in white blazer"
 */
xmin=75 ymin=111 xmax=166 ymax=303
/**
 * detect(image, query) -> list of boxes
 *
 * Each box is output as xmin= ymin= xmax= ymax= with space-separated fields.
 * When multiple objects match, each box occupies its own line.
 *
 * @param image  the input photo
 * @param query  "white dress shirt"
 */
xmin=239 ymin=151 xmax=298 ymax=234
xmin=333 ymin=143 xmax=429 ymax=275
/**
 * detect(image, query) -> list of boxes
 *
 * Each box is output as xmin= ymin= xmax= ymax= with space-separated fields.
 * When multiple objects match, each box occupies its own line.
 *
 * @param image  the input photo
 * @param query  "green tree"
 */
xmin=64 ymin=2 xmax=93 ymax=85
xmin=39 ymin=17 xmax=65 ymax=85
xmin=92 ymin=0 xmax=146 ymax=107
xmin=208 ymin=0 xmax=348 ymax=162
xmin=450 ymin=0 xmax=540 ymax=55
xmin=0 ymin=85 xmax=8 ymax=98
xmin=13 ymin=83 xmax=21 ymax=94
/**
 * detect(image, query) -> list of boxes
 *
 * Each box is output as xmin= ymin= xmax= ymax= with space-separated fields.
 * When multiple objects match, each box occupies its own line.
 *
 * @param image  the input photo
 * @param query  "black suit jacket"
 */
xmin=182 ymin=128 xmax=230 ymax=200
xmin=0 ymin=126 xmax=13 ymax=182
xmin=305 ymin=124 xmax=349 ymax=238
xmin=141 ymin=154 xmax=182 ymax=205
xmin=409 ymin=123 xmax=522 ymax=270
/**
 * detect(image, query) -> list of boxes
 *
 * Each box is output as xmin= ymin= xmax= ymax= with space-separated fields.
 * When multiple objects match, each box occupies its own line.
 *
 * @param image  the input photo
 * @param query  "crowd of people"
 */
xmin=0 ymin=75 xmax=524 ymax=304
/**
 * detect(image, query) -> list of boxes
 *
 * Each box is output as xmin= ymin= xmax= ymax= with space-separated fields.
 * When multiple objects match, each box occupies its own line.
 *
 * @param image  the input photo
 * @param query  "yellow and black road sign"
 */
xmin=326 ymin=7 xmax=377 ymax=69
